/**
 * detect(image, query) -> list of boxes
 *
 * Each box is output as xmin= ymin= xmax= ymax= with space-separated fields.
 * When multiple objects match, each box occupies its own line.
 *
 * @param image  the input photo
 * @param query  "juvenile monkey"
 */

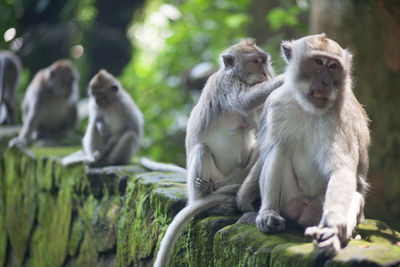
xmin=0 ymin=51 xmax=22 ymax=125
xmin=154 ymin=39 xmax=284 ymax=267
xmin=8 ymin=59 xmax=79 ymax=147
xmin=63 ymin=69 xmax=143 ymax=167
xmin=237 ymin=34 xmax=370 ymax=258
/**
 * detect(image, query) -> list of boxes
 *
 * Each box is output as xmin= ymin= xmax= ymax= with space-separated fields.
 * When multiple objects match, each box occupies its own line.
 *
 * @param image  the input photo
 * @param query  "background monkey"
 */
xmin=0 ymin=51 xmax=22 ymax=125
xmin=154 ymin=39 xmax=284 ymax=267
xmin=8 ymin=59 xmax=79 ymax=147
xmin=237 ymin=34 xmax=370 ymax=259
xmin=63 ymin=69 xmax=143 ymax=167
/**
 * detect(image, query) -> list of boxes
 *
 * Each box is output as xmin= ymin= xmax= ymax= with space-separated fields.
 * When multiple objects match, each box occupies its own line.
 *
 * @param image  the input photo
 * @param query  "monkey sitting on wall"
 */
xmin=8 ymin=59 xmax=79 ymax=147
xmin=237 ymin=34 xmax=370 ymax=259
xmin=62 ymin=69 xmax=143 ymax=167
xmin=0 ymin=51 xmax=22 ymax=125
xmin=154 ymin=39 xmax=284 ymax=267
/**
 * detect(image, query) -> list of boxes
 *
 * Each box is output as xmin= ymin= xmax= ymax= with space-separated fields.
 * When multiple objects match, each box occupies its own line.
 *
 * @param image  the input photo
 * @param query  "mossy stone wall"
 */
xmin=0 ymin=127 xmax=399 ymax=267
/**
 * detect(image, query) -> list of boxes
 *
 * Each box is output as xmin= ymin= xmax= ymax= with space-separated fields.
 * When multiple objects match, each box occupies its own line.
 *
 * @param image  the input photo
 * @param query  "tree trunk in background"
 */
xmin=310 ymin=0 xmax=400 ymax=229
xmin=86 ymin=0 xmax=144 ymax=78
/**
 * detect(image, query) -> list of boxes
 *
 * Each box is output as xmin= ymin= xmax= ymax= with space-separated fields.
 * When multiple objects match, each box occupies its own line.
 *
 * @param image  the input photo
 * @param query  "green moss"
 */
xmin=326 ymin=240 xmax=400 ymax=267
xmin=270 ymin=243 xmax=316 ymax=267
xmin=170 ymin=216 xmax=238 ymax=267
xmin=69 ymin=232 xmax=98 ymax=267
xmin=32 ymin=146 xmax=82 ymax=159
xmin=4 ymin=148 xmax=38 ymax=266
xmin=117 ymin=172 xmax=186 ymax=266
xmin=68 ymin=218 xmax=85 ymax=257
xmin=355 ymin=219 xmax=400 ymax=244
xmin=214 ymin=223 xmax=309 ymax=266
xmin=30 ymin=177 xmax=72 ymax=267
xmin=0 ymin=151 xmax=6 ymax=267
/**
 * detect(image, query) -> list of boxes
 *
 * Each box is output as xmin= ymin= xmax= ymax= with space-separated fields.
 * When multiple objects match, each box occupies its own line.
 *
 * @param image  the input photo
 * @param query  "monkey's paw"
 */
xmin=305 ymin=226 xmax=341 ymax=259
xmin=256 ymin=209 xmax=286 ymax=233
xmin=194 ymin=177 xmax=213 ymax=194
xmin=208 ymin=197 xmax=238 ymax=215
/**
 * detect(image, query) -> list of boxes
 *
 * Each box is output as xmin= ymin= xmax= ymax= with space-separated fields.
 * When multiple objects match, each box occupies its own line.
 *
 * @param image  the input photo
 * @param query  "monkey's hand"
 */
xmin=85 ymin=151 xmax=106 ymax=167
xmin=208 ymin=194 xmax=238 ymax=215
xmin=256 ymin=209 xmax=286 ymax=233
xmin=305 ymin=226 xmax=341 ymax=259
xmin=194 ymin=177 xmax=213 ymax=195
xmin=305 ymin=214 xmax=347 ymax=259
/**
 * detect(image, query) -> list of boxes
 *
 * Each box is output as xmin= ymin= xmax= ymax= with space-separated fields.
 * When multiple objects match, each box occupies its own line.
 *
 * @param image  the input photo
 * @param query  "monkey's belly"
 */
xmin=206 ymin=128 xmax=255 ymax=177
xmin=37 ymin=103 xmax=71 ymax=129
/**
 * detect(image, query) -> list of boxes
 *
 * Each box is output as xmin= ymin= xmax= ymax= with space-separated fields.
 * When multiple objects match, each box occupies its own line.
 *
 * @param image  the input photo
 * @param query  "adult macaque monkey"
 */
xmin=237 ymin=34 xmax=370 ymax=259
xmin=62 ymin=69 xmax=143 ymax=167
xmin=8 ymin=59 xmax=79 ymax=147
xmin=0 ymin=51 xmax=22 ymax=125
xmin=154 ymin=39 xmax=284 ymax=267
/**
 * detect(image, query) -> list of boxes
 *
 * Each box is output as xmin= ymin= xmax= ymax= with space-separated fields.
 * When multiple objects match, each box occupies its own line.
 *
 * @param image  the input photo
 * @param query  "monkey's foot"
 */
xmin=208 ymin=197 xmax=238 ymax=215
xmin=305 ymin=226 xmax=341 ymax=258
xmin=194 ymin=177 xmax=212 ymax=194
xmin=256 ymin=209 xmax=286 ymax=233
xmin=237 ymin=211 xmax=258 ymax=224
xmin=8 ymin=137 xmax=28 ymax=148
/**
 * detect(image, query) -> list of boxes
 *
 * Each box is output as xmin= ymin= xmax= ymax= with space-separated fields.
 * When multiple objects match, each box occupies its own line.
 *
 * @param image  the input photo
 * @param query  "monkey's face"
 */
xmin=240 ymin=53 xmax=269 ymax=85
xmin=296 ymin=55 xmax=344 ymax=110
xmin=47 ymin=61 xmax=76 ymax=97
xmin=88 ymin=76 xmax=119 ymax=108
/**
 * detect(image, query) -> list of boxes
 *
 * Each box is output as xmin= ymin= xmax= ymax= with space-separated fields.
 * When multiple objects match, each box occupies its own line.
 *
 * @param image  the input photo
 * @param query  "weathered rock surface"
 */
xmin=0 ymin=126 xmax=399 ymax=267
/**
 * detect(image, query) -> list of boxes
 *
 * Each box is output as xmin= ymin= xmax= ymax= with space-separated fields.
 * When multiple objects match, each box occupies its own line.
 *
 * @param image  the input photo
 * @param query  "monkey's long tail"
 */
xmin=153 ymin=187 xmax=237 ymax=267
xmin=141 ymin=157 xmax=187 ymax=173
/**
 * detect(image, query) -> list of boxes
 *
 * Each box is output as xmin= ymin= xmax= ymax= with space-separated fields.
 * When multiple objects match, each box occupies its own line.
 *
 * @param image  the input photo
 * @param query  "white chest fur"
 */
xmin=205 ymin=112 xmax=256 ymax=176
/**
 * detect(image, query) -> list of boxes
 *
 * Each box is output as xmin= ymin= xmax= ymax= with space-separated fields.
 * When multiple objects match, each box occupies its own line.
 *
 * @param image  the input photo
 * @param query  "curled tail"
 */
xmin=154 ymin=189 xmax=236 ymax=267
xmin=141 ymin=157 xmax=187 ymax=173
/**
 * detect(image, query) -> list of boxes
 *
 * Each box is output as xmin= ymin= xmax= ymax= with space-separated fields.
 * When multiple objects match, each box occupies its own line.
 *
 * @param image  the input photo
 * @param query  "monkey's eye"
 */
xmin=329 ymin=63 xmax=337 ymax=70
xmin=315 ymin=58 xmax=323 ymax=66
xmin=253 ymin=58 xmax=260 ymax=64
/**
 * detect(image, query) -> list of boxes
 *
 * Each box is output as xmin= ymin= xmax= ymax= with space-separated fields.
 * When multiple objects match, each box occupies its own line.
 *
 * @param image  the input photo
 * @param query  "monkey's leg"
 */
xmin=187 ymin=143 xmax=223 ymax=204
xmin=105 ymin=130 xmax=139 ymax=165
xmin=237 ymin=156 xmax=262 ymax=212
xmin=256 ymin=145 xmax=288 ymax=233
xmin=57 ymin=105 xmax=77 ymax=135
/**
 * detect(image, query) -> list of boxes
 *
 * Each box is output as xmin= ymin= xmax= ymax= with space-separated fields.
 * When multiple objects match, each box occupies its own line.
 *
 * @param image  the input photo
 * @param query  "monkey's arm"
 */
xmin=82 ymin=119 xmax=106 ymax=162
xmin=256 ymin=145 xmax=287 ymax=233
xmin=305 ymin=162 xmax=362 ymax=258
xmin=8 ymin=98 xmax=40 ymax=147
xmin=187 ymin=143 xmax=223 ymax=204
xmin=236 ymin=156 xmax=262 ymax=212
xmin=239 ymin=74 xmax=284 ymax=112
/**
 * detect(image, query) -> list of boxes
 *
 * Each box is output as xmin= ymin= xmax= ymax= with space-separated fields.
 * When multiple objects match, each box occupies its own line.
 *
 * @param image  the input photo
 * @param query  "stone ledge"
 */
xmin=0 ymin=126 xmax=399 ymax=267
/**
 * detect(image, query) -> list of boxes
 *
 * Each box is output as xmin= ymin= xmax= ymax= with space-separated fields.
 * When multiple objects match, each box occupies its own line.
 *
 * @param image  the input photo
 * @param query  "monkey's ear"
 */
xmin=222 ymin=54 xmax=235 ymax=68
xmin=111 ymin=84 xmax=119 ymax=92
xmin=280 ymin=41 xmax=293 ymax=63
